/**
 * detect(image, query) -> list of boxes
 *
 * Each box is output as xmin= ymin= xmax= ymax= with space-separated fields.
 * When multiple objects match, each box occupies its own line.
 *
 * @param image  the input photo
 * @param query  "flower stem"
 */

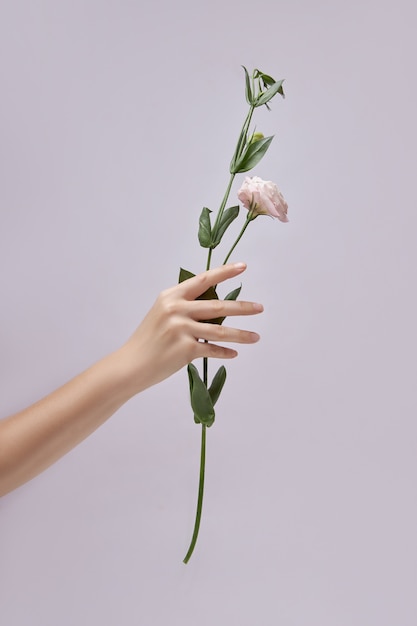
xmin=211 ymin=104 xmax=255 ymax=245
xmin=183 ymin=243 xmax=211 ymax=564
xmin=183 ymin=424 xmax=206 ymax=564
xmin=223 ymin=215 xmax=253 ymax=265
xmin=231 ymin=105 xmax=255 ymax=173
xmin=183 ymin=105 xmax=256 ymax=564
xmin=206 ymin=249 xmax=212 ymax=271
xmin=211 ymin=173 xmax=235 ymax=241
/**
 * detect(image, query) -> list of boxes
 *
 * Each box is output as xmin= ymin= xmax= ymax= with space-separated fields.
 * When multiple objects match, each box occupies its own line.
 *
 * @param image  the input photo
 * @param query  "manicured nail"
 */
xmin=233 ymin=262 xmax=246 ymax=271
xmin=253 ymin=303 xmax=264 ymax=312
xmin=251 ymin=332 xmax=260 ymax=342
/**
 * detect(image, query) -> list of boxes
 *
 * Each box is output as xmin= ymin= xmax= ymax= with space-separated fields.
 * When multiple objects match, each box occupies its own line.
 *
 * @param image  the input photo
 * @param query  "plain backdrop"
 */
xmin=1 ymin=1 xmax=416 ymax=625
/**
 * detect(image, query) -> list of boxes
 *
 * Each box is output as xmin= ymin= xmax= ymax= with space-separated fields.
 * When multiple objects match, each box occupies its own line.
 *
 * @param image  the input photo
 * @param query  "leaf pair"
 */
xmin=230 ymin=134 xmax=274 ymax=174
xmin=187 ymin=363 xmax=227 ymax=427
xmin=198 ymin=206 xmax=240 ymax=249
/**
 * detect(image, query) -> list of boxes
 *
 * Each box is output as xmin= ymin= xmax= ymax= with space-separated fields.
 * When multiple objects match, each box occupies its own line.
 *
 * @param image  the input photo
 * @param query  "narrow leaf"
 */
xmin=212 ymin=205 xmax=239 ymax=247
xmin=187 ymin=365 xmax=200 ymax=423
xmin=234 ymin=135 xmax=274 ymax=173
xmin=230 ymin=124 xmax=250 ymax=173
xmin=242 ymin=65 xmax=253 ymax=105
xmin=198 ymin=207 xmax=213 ymax=248
xmin=259 ymin=71 xmax=276 ymax=87
xmin=256 ymin=80 xmax=285 ymax=107
xmin=225 ymin=284 xmax=242 ymax=301
xmin=187 ymin=363 xmax=215 ymax=427
xmin=208 ymin=366 xmax=227 ymax=406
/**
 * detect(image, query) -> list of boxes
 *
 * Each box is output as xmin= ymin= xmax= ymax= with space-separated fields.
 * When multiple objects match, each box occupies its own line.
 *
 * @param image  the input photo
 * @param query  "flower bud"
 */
xmin=250 ymin=132 xmax=265 ymax=144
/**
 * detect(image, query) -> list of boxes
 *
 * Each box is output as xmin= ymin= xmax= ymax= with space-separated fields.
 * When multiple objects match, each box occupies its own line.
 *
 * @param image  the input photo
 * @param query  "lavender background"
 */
xmin=1 ymin=1 xmax=416 ymax=624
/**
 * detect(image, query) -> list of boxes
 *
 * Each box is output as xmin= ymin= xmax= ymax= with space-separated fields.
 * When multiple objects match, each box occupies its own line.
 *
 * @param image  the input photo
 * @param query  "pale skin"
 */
xmin=0 ymin=262 xmax=263 ymax=497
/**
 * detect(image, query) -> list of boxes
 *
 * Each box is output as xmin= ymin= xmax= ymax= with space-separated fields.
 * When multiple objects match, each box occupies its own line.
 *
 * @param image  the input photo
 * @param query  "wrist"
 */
xmin=112 ymin=342 xmax=151 ymax=399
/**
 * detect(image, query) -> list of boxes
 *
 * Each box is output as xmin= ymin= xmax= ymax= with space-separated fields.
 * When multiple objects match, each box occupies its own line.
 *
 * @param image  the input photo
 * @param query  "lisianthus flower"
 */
xmin=238 ymin=176 xmax=288 ymax=222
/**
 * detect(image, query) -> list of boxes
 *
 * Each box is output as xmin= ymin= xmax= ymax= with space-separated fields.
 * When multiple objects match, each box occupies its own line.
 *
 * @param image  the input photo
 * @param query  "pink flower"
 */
xmin=237 ymin=176 xmax=288 ymax=222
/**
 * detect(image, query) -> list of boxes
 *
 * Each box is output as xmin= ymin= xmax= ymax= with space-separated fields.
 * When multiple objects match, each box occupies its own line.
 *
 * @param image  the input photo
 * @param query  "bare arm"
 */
xmin=0 ymin=263 xmax=263 ymax=496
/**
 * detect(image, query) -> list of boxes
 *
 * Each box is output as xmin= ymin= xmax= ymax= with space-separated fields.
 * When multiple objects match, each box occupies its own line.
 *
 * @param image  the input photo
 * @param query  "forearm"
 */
xmin=0 ymin=347 xmax=135 ymax=496
xmin=0 ymin=263 xmax=262 ymax=497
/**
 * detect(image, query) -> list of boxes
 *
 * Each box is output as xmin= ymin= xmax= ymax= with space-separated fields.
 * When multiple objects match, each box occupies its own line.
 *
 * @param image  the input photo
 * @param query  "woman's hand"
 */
xmin=121 ymin=262 xmax=263 ymax=395
xmin=0 ymin=262 xmax=263 ymax=495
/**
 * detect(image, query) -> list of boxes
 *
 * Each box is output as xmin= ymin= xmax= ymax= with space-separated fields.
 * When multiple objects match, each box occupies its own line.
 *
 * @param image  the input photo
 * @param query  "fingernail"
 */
xmin=253 ymin=303 xmax=264 ymax=312
xmin=251 ymin=332 xmax=260 ymax=342
xmin=233 ymin=262 xmax=246 ymax=271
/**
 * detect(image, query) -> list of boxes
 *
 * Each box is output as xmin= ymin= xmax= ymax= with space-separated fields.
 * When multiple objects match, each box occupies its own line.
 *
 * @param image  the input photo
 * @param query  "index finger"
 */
xmin=178 ymin=262 xmax=247 ymax=300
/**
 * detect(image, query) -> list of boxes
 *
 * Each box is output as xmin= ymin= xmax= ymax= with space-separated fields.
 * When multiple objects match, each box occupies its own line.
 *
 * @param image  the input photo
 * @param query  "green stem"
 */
xmin=206 ymin=248 xmax=213 ymax=271
xmin=231 ymin=105 xmax=255 ymax=171
xmin=183 ymin=424 xmax=206 ymax=564
xmin=223 ymin=215 xmax=253 ymax=265
xmin=211 ymin=104 xmax=255 ymax=243
xmin=211 ymin=173 xmax=235 ymax=240
xmin=184 ymin=217 xmax=253 ymax=564
xmin=183 ymin=105 xmax=256 ymax=564
xmin=183 ymin=241 xmax=211 ymax=564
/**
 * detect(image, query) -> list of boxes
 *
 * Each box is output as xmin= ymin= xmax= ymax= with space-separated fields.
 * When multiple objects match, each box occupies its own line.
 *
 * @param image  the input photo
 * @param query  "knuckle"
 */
xmin=207 ymin=343 xmax=221 ymax=357
xmin=158 ymin=287 xmax=173 ymax=302
xmin=217 ymin=345 xmax=229 ymax=357
xmin=216 ymin=324 xmax=228 ymax=340
xmin=194 ymin=273 xmax=207 ymax=293
xmin=184 ymin=338 xmax=198 ymax=362
xmin=233 ymin=328 xmax=246 ymax=343
xmin=156 ymin=290 xmax=169 ymax=311
xmin=244 ymin=331 xmax=253 ymax=342
xmin=166 ymin=301 xmax=180 ymax=316
xmin=158 ymin=292 xmax=180 ymax=317
xmin=208 ymin=344 xmax=231 ymax=359
xmin=242 ymin=329 xmax=255 ymax=342
xmin=211 ymin=300 xmax=224 ymax=315
xmin=160 ymin=313 xmax=187 ymax=341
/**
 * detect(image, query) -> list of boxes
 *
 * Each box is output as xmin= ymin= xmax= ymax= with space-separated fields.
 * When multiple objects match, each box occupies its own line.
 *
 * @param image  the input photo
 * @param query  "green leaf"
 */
xmin=186 ymin=364 xmax=201 ymax=424
xmin=242 ymin=65 xmax=253 ymax=105
xmin=179 ymin=268 xmax=218 ymax=302
xmin=259 ymin=71 xmax=276 ymax=87
xmin=179 ymin=267 xmax=194 ymax=283
xmin=234 ymin=135 xmax=274 ymax=173
xmin=187 ymin=363 xmax=215 ymax=427
xmin=208 ymin=366 xmax=227 ymax=406
xmin=198 ymin=207 xmax=213 ymax=248
xmin=230 ymin=123 xmax=250 ymax=173
xmin=212 ymin=205 xmax=239 ymax=247
xmin=178 ymin=268 xmax=223 ymax=324
xmin=255 ymin=79 xmax=285 ymax=107
xmin=213 ymin=284 xmax=242 ymax=326
xmin=225 ymin=284 xmax=242 ymax=301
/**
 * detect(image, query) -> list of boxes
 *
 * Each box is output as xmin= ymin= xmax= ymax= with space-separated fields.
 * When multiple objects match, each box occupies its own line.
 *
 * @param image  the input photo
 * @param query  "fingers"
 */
xmin=191 ymin=320 xmax=260 ymax=344
xmin=189 ymin=298 xmax=263 ymax=320
xmin=194 ymin=343 xmax=238 ymax=360
xmin=178 ymin=262 xmax=247 ymax=300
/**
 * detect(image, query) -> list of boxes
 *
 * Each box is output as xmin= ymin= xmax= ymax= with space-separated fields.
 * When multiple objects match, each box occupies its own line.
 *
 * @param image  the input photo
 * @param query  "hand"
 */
xmin=0 ymin=262 xmax=263 ymax=495
xmin=122 ymin=262 xmax=263 ymax=395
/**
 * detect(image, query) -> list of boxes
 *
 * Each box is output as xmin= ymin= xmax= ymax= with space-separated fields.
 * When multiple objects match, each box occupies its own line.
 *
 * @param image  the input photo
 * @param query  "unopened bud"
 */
xmin=250 ymin=132 xmax=264 ymax=144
